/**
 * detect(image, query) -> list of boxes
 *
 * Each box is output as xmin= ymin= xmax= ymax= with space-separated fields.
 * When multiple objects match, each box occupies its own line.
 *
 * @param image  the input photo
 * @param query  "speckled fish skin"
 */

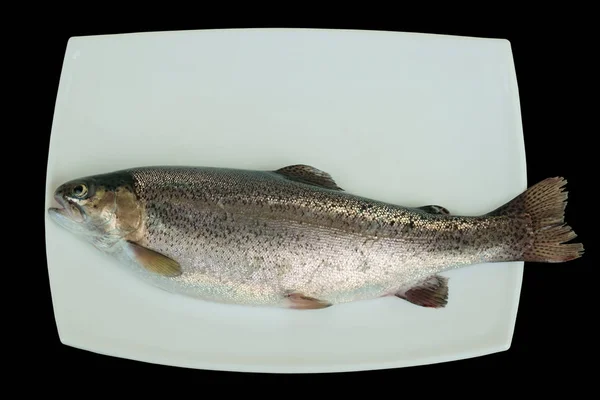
xmin=48 ymin=165 xmax=584 ymax=309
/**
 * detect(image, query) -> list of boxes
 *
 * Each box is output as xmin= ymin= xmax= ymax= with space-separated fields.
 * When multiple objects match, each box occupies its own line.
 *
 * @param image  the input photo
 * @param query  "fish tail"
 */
xmin=487 ymin=177 xmax=584 ymax=263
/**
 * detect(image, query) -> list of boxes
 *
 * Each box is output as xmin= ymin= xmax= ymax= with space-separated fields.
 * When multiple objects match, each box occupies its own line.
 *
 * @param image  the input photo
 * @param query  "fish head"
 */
xmin=48 ymin=171 xmax=143 ymax=249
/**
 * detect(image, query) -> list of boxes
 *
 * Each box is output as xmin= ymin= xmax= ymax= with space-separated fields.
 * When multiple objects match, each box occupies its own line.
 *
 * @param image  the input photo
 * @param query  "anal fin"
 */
xmin=395 ymin=275 xmax=449 ymax=308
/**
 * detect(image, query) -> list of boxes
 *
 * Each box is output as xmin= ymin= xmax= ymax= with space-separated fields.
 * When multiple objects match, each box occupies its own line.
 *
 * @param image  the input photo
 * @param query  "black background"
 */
xmin=33 ymin=15 xmax=594 ymax=382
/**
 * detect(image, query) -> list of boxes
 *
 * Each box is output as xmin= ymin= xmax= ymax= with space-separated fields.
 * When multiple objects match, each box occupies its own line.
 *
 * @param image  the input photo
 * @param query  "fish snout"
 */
xmin=48 ymin=185 xmax=84 ymax=223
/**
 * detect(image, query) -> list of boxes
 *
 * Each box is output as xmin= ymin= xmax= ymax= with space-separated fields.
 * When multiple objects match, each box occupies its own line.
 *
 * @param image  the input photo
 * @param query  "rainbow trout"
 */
xmin=47 ymin=165 xmax=583 ymax=309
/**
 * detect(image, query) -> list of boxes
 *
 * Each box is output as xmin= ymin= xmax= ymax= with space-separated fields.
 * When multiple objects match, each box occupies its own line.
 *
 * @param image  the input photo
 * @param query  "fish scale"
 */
xmin=48 ymin=165 xmax=583 ymax=309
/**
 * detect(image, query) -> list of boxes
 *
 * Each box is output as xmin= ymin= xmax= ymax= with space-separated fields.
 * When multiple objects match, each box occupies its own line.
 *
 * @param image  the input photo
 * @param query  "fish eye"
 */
xmin=72 ymin=184 xmax=88 ymax=198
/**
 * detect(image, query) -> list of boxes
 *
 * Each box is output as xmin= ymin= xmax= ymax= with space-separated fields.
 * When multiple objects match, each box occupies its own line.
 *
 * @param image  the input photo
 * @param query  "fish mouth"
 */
xmin=48 ymin=192 xmax=84 ymax=224
xmin=48 ymin=193 xmax=67 ymax=216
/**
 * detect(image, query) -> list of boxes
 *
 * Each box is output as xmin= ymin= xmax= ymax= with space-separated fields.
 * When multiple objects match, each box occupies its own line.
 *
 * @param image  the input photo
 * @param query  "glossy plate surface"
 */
xmin=45 ymin=28 xmax=526 ymax=372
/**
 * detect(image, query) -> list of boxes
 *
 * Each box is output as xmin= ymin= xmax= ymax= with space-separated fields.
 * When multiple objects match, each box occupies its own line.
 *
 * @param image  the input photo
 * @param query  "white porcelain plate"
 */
xmin=45 ymin=28 xmax=526 ymax=373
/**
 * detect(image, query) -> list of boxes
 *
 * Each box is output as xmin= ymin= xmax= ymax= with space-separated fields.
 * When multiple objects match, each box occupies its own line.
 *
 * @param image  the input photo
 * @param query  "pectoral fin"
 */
xmin=125 ymin=241 xmax=182 ymax=277
xmin=274 ymin=164 xmax=343 ymax=191
xmin=395 ymin=275 xmax=449 ymax=308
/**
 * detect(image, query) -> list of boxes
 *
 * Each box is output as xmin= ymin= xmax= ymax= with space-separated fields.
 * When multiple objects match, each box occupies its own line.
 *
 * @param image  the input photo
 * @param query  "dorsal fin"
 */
xmin=416 ymin=205 xmax=450 ymax=215
xmin=274 ymin=164 xmax=343 ymax=191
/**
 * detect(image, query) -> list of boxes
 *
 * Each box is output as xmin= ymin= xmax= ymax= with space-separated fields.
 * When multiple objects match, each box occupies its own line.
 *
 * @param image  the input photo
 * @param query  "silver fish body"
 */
xmin=48 ymin=165 xmax=583 ymax=309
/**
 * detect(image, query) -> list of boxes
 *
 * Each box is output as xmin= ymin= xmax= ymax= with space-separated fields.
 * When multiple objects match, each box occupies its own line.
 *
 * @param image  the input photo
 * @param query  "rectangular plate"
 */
xmin=45 ymin=28 xmax=526 ymax=373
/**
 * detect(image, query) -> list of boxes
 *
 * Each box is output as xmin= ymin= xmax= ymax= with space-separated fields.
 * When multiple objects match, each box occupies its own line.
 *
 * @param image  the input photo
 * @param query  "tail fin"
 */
xmin=488 ymin=177 xmax=584 ymax=263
